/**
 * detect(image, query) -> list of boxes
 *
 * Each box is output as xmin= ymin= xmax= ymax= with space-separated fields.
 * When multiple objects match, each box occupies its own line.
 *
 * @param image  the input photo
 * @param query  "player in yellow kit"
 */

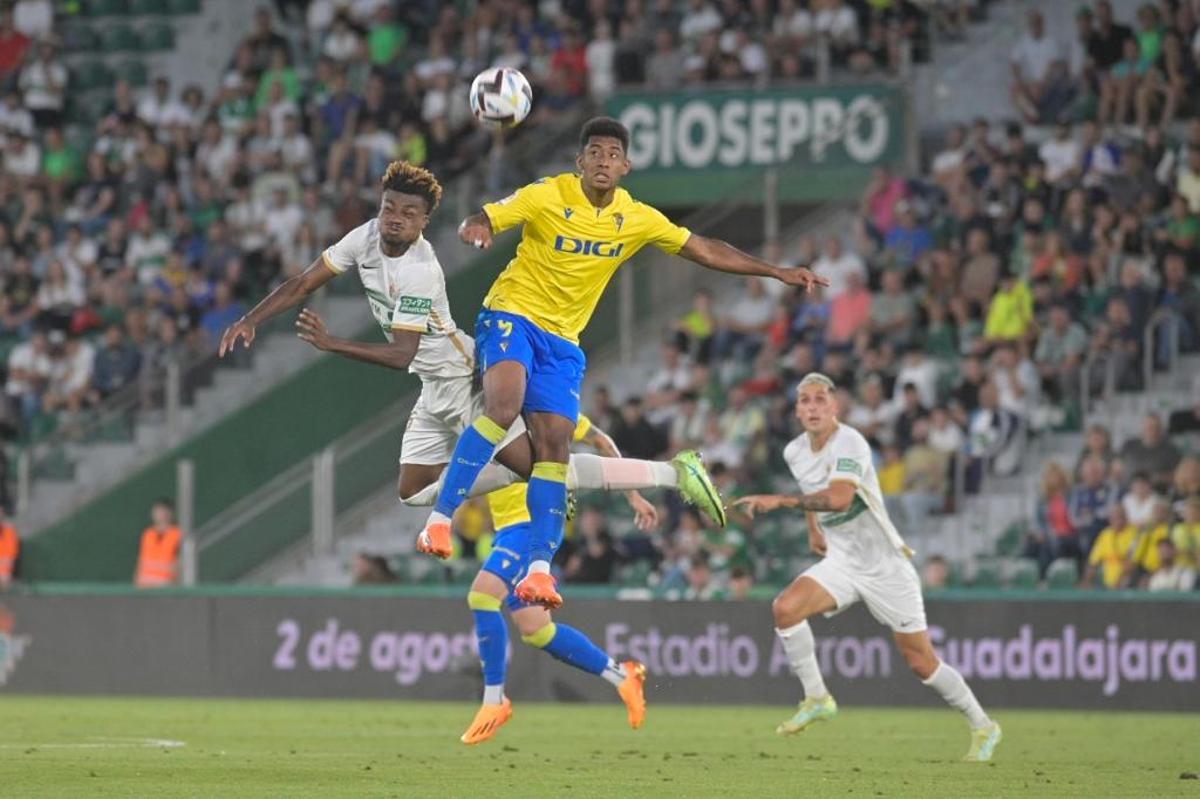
xmin=422 ymin=117 xmax=826 ymax=609
xmin=461 ymin=414 xmax=654 ymax=745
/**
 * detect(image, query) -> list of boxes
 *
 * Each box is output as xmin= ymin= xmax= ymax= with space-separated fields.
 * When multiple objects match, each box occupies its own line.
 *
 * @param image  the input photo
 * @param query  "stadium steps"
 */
xmin=19 ymin=293 xmax=366 ymax=535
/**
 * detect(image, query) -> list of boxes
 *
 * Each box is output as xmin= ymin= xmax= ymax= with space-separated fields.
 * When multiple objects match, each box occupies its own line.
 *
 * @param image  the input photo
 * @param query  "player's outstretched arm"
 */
xmin=295 ymin=308 xmax=420 ymax=370
xmin=218 ymin=257 xmax=339 ymax=357
xmin=678 ymin=234 xmax=829 ymax=292
xmin=734 ymin=481 xmax=855 ymax=518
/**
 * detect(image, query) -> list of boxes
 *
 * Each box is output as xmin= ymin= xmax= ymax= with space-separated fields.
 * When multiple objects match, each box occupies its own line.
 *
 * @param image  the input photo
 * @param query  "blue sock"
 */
xmin=523 ymin=622 xmax=609 ymax=675
xmin=434 ymin=417 xmax=508 ymax=518
xmin=526 ymin=462 xmax=567 ymax=564
xmin=468 ymin=592 xmax=507 ymax=695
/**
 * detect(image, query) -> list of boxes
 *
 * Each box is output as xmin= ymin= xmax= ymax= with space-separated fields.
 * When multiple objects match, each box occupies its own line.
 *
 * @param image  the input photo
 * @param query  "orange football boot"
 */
xmin=416 ymin=520 xmax=452 ymax=559
xmin=460 ymin=698 xmax=513 ymax=745
xmin=513 ymin=571 xmax=563 ymax=609
xmin=617 ymin=660 xmax=647 ymax=730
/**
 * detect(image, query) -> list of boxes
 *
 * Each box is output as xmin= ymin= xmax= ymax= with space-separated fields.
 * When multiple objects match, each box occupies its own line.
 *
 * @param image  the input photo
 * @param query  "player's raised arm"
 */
xmin=678 ymin=234 xmax=828 ymax=292
xmin=733 ymin=481 xmax=856 ymax=518
xmin=218 ymin=255 xmax=340 ymax=357
xmin=295 ymin=308 xmax=421 ymax=370
xmin=462 ymin=177 xmax=551 ymax=250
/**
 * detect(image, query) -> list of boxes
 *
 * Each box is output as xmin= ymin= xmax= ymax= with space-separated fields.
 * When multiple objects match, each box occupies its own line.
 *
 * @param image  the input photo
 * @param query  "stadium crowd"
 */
xmin=478 ymin=0 xmax=1200 ymax=598
xmin=0 ymin=0 xmax=939 ymax=448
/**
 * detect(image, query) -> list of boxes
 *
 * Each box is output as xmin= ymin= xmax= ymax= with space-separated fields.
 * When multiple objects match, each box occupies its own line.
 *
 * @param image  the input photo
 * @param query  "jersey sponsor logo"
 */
xmin=835 ymin=457 xmax=863 ymax=477
xmin=553 ymin=235 xmax=625 ymax=257
xmin=398 ymin=295 xmax=432 ymax=315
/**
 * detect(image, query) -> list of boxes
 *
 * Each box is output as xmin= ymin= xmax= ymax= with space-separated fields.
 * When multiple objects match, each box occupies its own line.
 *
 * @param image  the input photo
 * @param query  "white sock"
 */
xmin=922 ymin=661 xmax=991 ymax=729
xmin=567 ymin=453 xmax=679 ymax=491
xmin=600 ymin=658 xmax=626 ymax=688
xmin=775 ymin=621 xmax=828 ymax=699
xmin=401 ymin=464 xmax=521 ymax=507
xmin=483 ymin=684 xmax=505 ymax=704
xmin=527 ymin=560 xmax=551 ymax=575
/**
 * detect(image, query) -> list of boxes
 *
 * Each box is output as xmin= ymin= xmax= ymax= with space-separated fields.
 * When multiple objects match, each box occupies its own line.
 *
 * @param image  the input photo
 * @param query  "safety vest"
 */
xmin=135 ymin=526 xmax=182 ymax=588
xmin=0 ymin=524 xmax=18 ymax=580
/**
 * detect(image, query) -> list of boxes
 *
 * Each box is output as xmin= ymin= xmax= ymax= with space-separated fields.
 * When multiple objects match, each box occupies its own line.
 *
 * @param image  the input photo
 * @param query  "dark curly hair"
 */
xmin=380 ymin=161 xmax=443 ymax=213
xmin=579 ymin=116 xmax=629 ymax=153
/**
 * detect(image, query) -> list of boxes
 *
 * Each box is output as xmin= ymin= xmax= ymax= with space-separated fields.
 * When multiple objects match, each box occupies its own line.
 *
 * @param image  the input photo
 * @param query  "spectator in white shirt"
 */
xmin=928 ymin=405 xmax=965 ymax=455
xmin=1010 ymin=11 xmax=1062 ymax=121
xmin=13 ymin=0 xmax=52 ymax=38
xmin=43 ymin=334 xmax=95 ymax=417
xmin=990 ymin=343 xmax=1039 ymax=419
xmin=931 ymin=124 xmax=968 ymax=192
xmin=17 ymin=40 xmax=67 ymax=128
xmin=811 ymin=236 xmax=866 ymax=299
xmin=1147 ymin=538 xmax=1197 ymax=591
xmin=3 ymin=131 xmax=40 ymax=182
xmin=679 ymin=0 xmax=722 ymax=42
xmin=263 ymin=187 xmax=303 ymax=252
xmin=0 ymin=89 xmax=34 ymax=138
xmin=322 ymin=11 xmax=363 ymax=63
xmin=586 ymin=18 xmax=617 ymax=100
xmin=6 ymin=330 xmax=51 ymax=423
xmin=1038 ymin=121 xmax=1081 ymax=185
xmin=1121 ymin=474 xmax=1161 ymax=528
xmin=137 ymin=77 xmax=185 ymax=128
xmin=275 ymin=111 xmax=315 ymax=184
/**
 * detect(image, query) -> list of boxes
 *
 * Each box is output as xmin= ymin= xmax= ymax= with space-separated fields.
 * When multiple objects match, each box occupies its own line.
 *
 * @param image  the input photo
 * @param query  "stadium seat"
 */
xmin=72 ymin=59 xmax=112 ymax=91
xmin=127 ymin=0 xmax=161 ymax=15
xmin=1046 ymin=558 xmax=1079 ymax=590
xmin=101 ymin=24 xmax=142 ymax=52
xmin=971 ymin=560 xmax=1001 ymax=589
xmin=88 ymin=0 xmax=128 ymax=15
xmin=167 ymin=0 xmax=201 ymax=14
xmin=1006 ymin=559 xmax=1039 ymax=590
xmin=61 ymin=22 xmax=100 ymax=52
xmin=115 ymin=59 xmax=149 ymax=87
xmin=993 ymin=522 xmax=1025 ymax=557
xmin=142 ymin=21 xmax=176 ymax=51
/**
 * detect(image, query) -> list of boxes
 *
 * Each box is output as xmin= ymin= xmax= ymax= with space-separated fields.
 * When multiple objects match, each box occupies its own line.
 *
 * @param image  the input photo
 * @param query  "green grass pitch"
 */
xmin=1 ymin=697 xmax=1197 ymax=798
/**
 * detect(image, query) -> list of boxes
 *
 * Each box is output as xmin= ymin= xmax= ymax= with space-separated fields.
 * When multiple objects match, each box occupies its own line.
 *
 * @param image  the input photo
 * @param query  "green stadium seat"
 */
xmin=141 ymin=21 xmax=175 ymax=51
xmin=62 ymin=22 xmax=101 ymax=52
xmin=89 ymin=0 xmax=128 ymax=15
xmin=127 ymin=0 xmax=161 ymax=14
xmin=971 ymin=560 xmax=1001 ymax=589
xmin=1046 ymin=558 xmax=1079 ymax=590
xmin=115 ymin=58 xmax=149 ymax=87
xmin=1006 ymin=559 xmax=1039 ymax=589
xmin=101 ymin=24 xmax=141 ymax=52
xmin=168 ymin=0 xmax=201 ymax=14
xmin=994 ymin=521 xmax=1025 ymax=557
xmin=74 ymin=59 xmax=114 ymax=90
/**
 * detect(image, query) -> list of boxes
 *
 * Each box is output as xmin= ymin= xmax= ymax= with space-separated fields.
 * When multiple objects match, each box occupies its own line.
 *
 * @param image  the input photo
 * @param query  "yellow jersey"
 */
xmin=487 ymin=415 xmax=593 ymax=530
xmin=1089 ymin=524 xmax=1135 ymax=588
xmin=481 ymin=173 xmax=692 ymax=342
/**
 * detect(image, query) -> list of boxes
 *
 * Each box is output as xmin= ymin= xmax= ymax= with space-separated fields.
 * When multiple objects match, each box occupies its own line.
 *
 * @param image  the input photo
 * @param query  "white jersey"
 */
xmin=322 ymin=220 xmax=474 ymax=381
xmin=783 ymin=423 xmax=911 ymax=572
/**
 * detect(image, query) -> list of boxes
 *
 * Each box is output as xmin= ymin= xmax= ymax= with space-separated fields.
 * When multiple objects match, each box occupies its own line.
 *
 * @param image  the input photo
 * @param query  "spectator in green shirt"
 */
xmin=255 ymin=46 xmax=301 ymax=109
xmin=41 ymin=127 xmax=80 ymax=200
xmin=367 ymin=5 xmax=407 ymax=67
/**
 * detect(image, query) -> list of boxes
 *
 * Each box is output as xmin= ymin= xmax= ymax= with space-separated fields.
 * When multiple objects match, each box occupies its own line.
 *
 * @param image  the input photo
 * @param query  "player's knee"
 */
xmin=902 ymin=647 xmax=938 ymax=680
xmin=467 ymin=590 xmax=503 ymax=612
xmin=772 ymin=591 xmax=807 ymax=627
xmin=483 ymin=404 xmax=520 ymax=430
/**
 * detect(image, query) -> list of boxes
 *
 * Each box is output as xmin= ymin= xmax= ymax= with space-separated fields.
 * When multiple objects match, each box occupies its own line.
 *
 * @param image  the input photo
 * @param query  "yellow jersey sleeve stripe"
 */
xmin=572 ymin=414 xmax=592 ymax=442
xmin=321 ymin=250 xmax=345 ymax=274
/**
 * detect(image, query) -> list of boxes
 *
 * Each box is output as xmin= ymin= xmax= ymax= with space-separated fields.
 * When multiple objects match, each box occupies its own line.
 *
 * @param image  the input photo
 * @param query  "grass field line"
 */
xmin=0 ymin=737 xmax=186 ymax=750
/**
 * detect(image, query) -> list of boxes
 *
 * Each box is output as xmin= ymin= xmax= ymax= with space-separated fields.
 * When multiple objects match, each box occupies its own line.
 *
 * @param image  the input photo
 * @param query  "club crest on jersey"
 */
xmin=563 ymin=208 xmax=574 ymax=220
xmin=614 ymin=213 xmax=625 ymax=232
xmin=554 ymin=235 xmax=625 ymax=257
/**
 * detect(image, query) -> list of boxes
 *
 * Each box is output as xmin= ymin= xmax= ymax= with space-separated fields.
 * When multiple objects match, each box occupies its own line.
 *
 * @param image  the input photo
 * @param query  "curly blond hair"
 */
xmin=380 ymin=161 xmax=442 ymax=212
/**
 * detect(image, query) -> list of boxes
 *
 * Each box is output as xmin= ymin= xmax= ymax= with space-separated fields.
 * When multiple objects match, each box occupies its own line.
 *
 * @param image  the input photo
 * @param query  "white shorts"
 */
xmin=802 ymin=556 xmax=927 ymax=633
xmin=400 ymin=376 xmax=526 ymax=466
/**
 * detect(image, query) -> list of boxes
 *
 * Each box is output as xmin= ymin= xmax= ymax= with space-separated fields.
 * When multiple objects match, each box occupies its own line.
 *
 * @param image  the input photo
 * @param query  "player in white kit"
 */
xmin=218 ymin=161 xmax=722 ymax=532
xmin=734 ymin=373 xmax=1002 ymax=762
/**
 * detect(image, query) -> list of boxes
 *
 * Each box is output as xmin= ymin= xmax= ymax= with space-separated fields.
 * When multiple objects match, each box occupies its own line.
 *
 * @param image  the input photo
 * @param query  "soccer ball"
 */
xmin=469 ymin=67 xmax=533 ymax=130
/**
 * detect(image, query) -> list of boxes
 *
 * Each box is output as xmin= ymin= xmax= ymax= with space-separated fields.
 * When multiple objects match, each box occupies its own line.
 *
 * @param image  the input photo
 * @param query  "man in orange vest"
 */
xmin=0 ymin=505 xmax=18 ymax=589
xmin=135 ymin=498 xmax=183 ymax=588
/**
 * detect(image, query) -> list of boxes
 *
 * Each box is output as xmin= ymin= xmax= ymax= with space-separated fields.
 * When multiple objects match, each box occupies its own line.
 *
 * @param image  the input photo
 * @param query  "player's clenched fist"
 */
xmin=458 ymin=215 xmax=493 ymax=250
xmin=219 ymin=318 xmax=256 ymax=357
